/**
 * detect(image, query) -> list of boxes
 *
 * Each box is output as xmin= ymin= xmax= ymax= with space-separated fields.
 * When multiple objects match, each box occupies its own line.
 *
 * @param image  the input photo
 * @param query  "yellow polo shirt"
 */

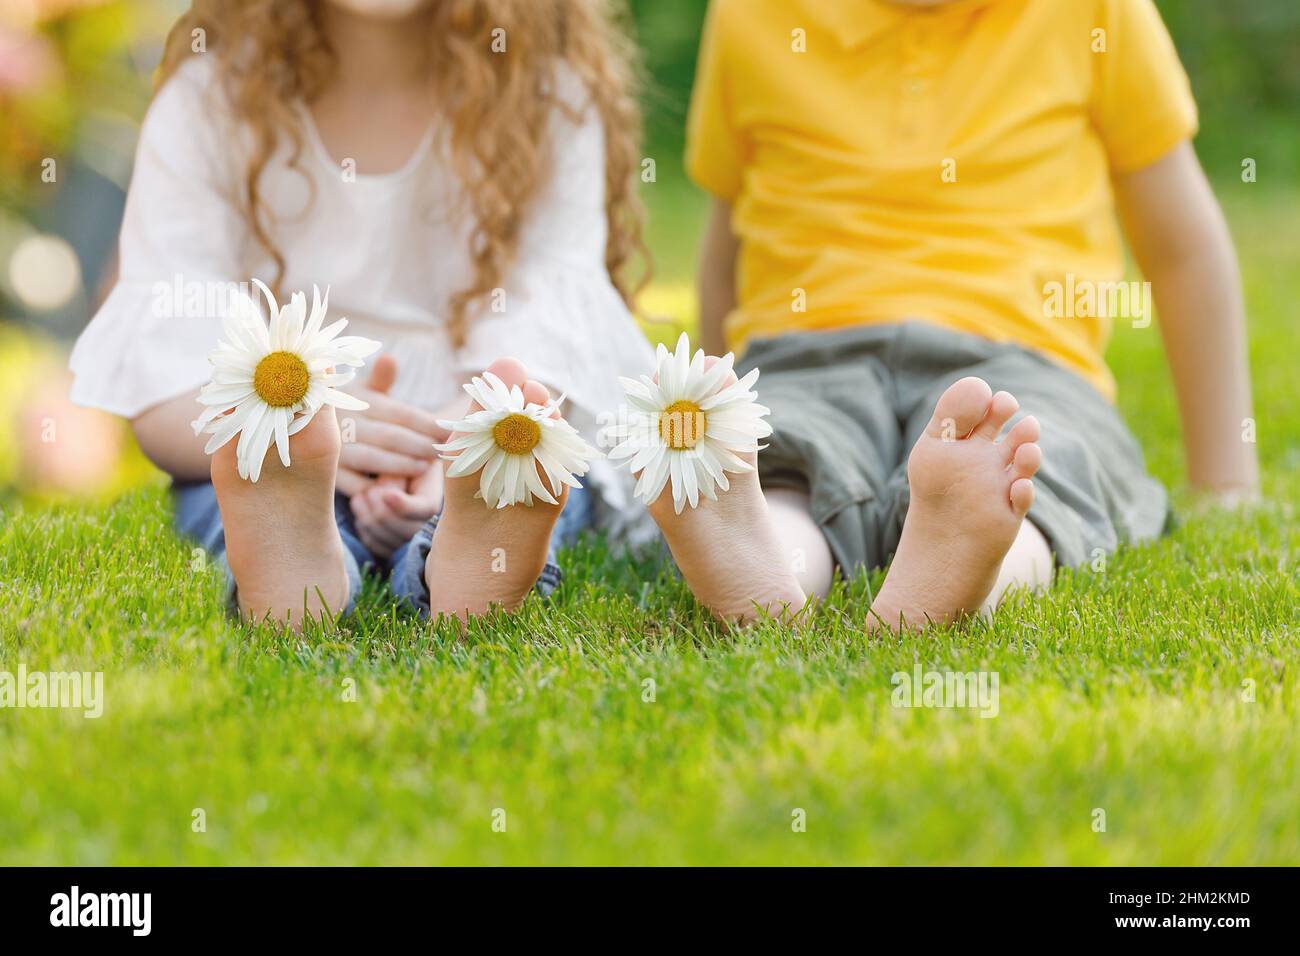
xmin=685 ymin=0 xmax=1198 ymax=399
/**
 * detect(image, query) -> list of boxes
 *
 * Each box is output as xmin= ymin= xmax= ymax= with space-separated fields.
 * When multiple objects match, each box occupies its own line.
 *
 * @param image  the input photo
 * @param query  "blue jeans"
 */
xmin=172 ymin=482 xmax=594 ymax=616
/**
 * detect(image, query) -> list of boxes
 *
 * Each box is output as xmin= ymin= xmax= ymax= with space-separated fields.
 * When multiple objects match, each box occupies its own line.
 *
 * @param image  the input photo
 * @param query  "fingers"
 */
xmin=339 ymin=441 xmax=431 ymax=477
xmin=350 ymin=475 xmax=439 ymax=557
xmin=379 ymin=485 xmax=440 ymax=522
xmin=350 ymin=490 xmax=414 ymax=557
xmin=352 ymin=389 xmax=448 ymax=441
xmin=366 ymin=354 xmax=398 ymax=394
xmin=353 ymin=416 xmax=439 ymax=460
xmin=366 ymin=390 xmax=447 ymax=439
xmin=408 ymin=459 xmax=446 ymax=510
xmin=336 ymin=467 xmax=374 ymax=498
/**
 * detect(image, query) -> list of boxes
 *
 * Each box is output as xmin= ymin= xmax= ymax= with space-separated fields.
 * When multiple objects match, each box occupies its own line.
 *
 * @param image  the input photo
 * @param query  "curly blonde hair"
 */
xmin=157 ymin=0 xmax=650 ymax=345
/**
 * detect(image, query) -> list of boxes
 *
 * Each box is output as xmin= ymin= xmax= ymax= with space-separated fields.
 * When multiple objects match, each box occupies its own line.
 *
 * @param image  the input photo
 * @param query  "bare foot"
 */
xmin=642 ymin=359 xmax=806 ymax=624
xmin=211 ymin=406 xmax=351 ymax=627
xmin=870 ymin=376 xmax=1043 ymax=631
xmin=425 ymin=358 xmax=567 ymax=621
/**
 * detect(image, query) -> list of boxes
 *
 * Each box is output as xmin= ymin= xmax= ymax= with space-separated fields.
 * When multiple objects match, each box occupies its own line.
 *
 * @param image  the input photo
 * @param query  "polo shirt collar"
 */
xmin=812 ymin=0 xmax=997 ymax=51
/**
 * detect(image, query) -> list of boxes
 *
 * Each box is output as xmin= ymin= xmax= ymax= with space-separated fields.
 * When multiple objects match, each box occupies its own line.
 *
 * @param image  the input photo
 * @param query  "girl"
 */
xmin=68 ymin=0 xmax=655 ymax=624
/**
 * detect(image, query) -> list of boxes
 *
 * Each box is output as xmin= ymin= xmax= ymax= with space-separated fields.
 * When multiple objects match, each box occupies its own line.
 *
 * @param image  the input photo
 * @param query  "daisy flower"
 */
xmin=191 ymin=279 xmax=380 ymax=482
xmin=436 ymin=373 xmax=601 ymax=509
xmin=606 ymin=332 xmax=772 ymax=514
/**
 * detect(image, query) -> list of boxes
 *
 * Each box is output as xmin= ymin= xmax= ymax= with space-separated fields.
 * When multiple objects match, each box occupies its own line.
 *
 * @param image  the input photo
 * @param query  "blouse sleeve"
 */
xmin=69 ymin=56 xmax=250 ymax=417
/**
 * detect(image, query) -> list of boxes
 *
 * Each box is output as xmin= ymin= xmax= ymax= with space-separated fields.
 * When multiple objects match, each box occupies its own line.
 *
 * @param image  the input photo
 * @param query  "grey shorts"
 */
xmin=736 ymin=322 xmax=1171 ymax=574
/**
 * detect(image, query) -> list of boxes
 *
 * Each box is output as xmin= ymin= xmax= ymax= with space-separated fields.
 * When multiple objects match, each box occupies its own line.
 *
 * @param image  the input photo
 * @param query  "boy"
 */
xmin=662 ymin=0 xmax=1257 ymax=629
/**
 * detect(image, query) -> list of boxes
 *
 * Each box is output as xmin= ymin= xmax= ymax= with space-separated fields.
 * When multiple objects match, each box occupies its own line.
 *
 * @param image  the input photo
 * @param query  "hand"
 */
xmin=350 ymin=459 xmax=446 ymax=559
xmin=336 ymin=355 xmax=449 ymax=497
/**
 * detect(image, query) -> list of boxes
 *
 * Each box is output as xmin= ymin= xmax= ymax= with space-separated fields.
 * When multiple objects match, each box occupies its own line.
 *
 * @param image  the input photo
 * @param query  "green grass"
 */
xmin=1 ymin=185 xmax=1298 ymax=865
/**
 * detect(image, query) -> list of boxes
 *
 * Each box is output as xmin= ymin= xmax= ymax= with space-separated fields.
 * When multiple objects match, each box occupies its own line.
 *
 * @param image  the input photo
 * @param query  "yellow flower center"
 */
xmin=493 ymin=412 xmax=542 ymax=455
xmin=660 ymin=399 xmax=707 ymax=450
xmin=253 ymin=351 xmax=310 ymax=408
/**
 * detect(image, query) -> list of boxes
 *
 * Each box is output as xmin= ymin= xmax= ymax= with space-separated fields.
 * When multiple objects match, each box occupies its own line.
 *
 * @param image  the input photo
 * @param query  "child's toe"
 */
xmin=484 ymin=357 xmax=529 ymax=392
xmin=1002 ymin=414 xmax=1041 ymax=462
xmin=973 ymin=390 xmax=1020 ymax=440
xmin=1009 ymin=476 xmax=1035 ymax=517
xmin=927 ymin=376 xmax=993 ymax=439
xmin=1011 ymin=440 xmax=1043 ymax=479
xmin=522 ymin=378 xmax=552 ymax=410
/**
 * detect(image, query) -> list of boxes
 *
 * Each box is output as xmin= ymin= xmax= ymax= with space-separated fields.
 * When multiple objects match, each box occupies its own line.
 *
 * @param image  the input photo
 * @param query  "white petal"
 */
xmin=282 ymin=292 xmax=306 ymax=350
xmin=288 ymin=410 xmax=314 ymax=435
xmin=246 ymin=411 xmax=277 ymax=482
xmin=299 ymin=284 xmax=328 ymax=345
xmin=699 ymin=368 xmax=761 ymax=411
xmin=638 ymin=449 xmax=671 ymax=505
xmin=694 ymin=456 xmax=720 ymax=501
xmin=234 ymin=401 xmax=269 ymax=477
xmin=450 ymin=435 xmax=499 ymax=475
xmin=202 ymin=402 xmax=254 ymax=453
xmin=688 ymin=352 xmax=735 ymax=402
xmin=501 ymin=454 xmax=523 ymax=506
xmin=274 ymin=408 xmax=291 ymax=467
xmin=697 ymin=443 xmax=730 ymax=494
xmin=521 ymin=455 xmax=558 ymax=505
xmin=317 ymin=387 xmax=369 ymax=411
xmin=681 ymin=450 xmax=700 ymax=508
xmin=196 ymin=382 xmax=257 ymax=406
xmin=625 ymin=438 xmax=665 ymax=475
xmin=668 ymin=452 xmax=686 ymax=514
xmin=479 ymin=452 xmax=505 ymax=507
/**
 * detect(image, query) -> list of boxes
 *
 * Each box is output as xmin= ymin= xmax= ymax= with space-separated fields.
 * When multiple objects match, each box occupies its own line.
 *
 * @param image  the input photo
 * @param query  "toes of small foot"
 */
xmin=973 ymin=390 xmax=1020 ymax=440
xmin=1012 ymin=440 xmax=1043 ymax=479
xmin=1002 ymin=414 xmax=1041 ymax=462
xmin=928 ymin=376 xmax=993 ymax=439
xmin=1009 ymin=476 xmax=1035 ymax=517
xmin=522 ymin=378 xmax=552 ymax=411
xmin=484 ymin=357 xmax=529 ymax=391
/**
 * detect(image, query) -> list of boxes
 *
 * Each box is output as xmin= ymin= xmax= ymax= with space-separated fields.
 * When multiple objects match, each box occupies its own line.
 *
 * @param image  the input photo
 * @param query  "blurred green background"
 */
xmin=0 ymin=0 xmax=1297 ymax=495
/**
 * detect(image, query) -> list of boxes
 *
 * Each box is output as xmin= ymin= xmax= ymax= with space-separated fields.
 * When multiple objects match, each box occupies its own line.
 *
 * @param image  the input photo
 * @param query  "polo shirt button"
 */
xmin=905 ymin=78 xmax=926 ymax=93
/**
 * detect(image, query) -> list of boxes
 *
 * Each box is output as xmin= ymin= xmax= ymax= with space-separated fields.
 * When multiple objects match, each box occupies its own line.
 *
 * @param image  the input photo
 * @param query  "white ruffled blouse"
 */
xmin=69 ymin=56 xmax=655 ymax=525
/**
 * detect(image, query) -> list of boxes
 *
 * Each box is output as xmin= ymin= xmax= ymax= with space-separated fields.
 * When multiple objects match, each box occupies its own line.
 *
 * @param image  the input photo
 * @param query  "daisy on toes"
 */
xmin=607 ymin=334 xmax=805 ymax=624
xmin=196 ymin=280 xmax=381 ymax=628
xmin=607 ymin=332 xmax=772 ymax=513
xmin=425 ymin=358 xmax=599 ymax=622
xmin=192 ymin=280 xmax=380 ymax=481
xmin=436 ymin=367 xmax=599 ymax=509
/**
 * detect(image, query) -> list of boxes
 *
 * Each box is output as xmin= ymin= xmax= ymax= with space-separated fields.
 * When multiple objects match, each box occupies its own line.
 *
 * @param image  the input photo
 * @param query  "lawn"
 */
xmin=0 ymin=183 xmax=1297 ymax=866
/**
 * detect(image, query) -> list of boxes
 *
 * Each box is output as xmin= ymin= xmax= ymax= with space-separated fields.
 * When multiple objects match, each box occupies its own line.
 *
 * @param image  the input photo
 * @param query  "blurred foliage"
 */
xmin=0 ymin=0 xmax=169 ymax=214
xmin=1155 ymin=0 xmax=1300 ymax=181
